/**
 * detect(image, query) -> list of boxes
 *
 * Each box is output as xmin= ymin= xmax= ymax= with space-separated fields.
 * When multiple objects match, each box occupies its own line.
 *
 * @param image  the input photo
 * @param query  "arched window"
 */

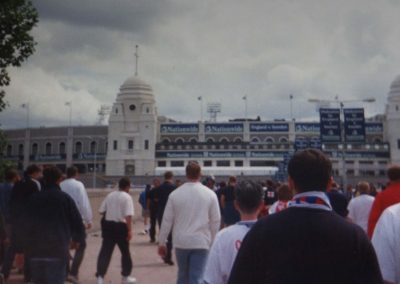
xmin=75 ymin=141 xmax=82 ymax=154
xmin=18 ymin=144 xmax=24 ymax=156
xmin=219 ymin=137 xmax=229 ymax=143
xmin=175 ymin=138 xmax=184 ymax=144
xmin=90 ymin=141 xmax=97 ymax=153
xmin=265 ymin=137 xmax=274 ymax=143
xmin=189 ymin=138 xmax=197 ymax=143
xmin=233 ymin=137 xmax=242 ymax=143
xmin=45 ymin=142 xmax=52 ymax=155
xmin=32 ymin=143 xmax=38 ymax=155
xmin=279 ymin=137 xmax=288 ymax=143
xmin=251 ymin=137 xmax=260 ymax=143
xmin=59 ymin=142 xmax=66 ymax=154
xmin=206 ymin=137 xmax=215 ymax=143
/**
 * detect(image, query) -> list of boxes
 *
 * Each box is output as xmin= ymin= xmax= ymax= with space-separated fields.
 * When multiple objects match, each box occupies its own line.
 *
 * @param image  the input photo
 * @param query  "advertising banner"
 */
xmin=344 ymin=108 xmax=365 ymax=142
xmin=160 ymin=124 xmax=199 ymax=133
xmin=319 ymin=108 xmax=341 ymax=142
xmin=205 ymin=123 xmax=243 ymax=133
xmin=249 ymin=123 xmax=289 ymax=132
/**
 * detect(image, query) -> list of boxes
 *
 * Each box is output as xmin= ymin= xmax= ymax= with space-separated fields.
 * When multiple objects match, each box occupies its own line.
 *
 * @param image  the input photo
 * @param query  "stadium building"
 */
xmin=2 ymin=72 xmax=400 ymax=186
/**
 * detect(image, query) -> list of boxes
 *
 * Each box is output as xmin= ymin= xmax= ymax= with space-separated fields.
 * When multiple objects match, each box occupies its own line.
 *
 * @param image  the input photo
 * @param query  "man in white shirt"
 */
xmin=203 ymin=180 xmax=264 ymax=284
xmin=347 ymin=181 xmax=374 ymax=233
xmin=372 ymin=203 xmax=400 ymax=284
xmin=60 ymin=166 xmax=93 ymax=283
xmin=158 ymin=161 xmax=220 ymax=284
xmin=96 ymin=177 xmax=136 ymax=284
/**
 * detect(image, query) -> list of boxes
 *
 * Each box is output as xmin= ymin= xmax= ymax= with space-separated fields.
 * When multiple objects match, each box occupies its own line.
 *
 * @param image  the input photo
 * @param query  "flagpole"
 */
xmin=198 ymin=96 xmax=203 ymax=122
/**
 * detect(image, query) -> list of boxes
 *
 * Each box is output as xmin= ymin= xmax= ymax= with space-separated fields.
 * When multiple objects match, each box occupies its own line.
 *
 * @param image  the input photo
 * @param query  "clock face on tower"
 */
xmin=129 ymin=104 xmax=136 ymax=111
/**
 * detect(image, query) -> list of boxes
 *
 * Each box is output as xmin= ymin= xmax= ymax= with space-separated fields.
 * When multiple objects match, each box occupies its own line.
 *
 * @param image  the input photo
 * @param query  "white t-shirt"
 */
xmin=99 ymin=190 xmax=134 ymax=223
xmin=347 ymin=194 xmax=374 ymax=233
xmin=203 ymin=220 xmax=256 ymax=284
xmin=372 ymin=203 xmax=400 ymax=283
xmin=60 ymin=178 xmax=93 ymax=224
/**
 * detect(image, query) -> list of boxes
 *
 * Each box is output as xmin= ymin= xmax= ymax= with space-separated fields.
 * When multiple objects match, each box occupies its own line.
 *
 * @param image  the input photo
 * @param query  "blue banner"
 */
xmin=319 ymin=108 xmax=341 ymax=142
xmin=295 ymin=123 xmax=320 ymax=133
xmin=249 ymin=123 xmax=289 ymax=132
xmin=344 ymin=108 xmax=365 ymax=142
xmin=205 ymin=123 xmax=243 ymax=133
xmin=160 ymin=124 xmax=199 ymax=133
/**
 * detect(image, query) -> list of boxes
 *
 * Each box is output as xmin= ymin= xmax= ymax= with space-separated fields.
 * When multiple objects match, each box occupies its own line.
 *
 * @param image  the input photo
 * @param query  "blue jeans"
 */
xmin=30 ymin=258 xmax=66 ymax=284
xmin=175 ymin=248 xmax=208 ymax=284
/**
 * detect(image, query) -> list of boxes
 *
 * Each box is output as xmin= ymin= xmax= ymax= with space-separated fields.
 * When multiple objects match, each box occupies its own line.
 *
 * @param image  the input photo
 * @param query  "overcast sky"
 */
xmin=1 ymin=0 xmax=400 ymax=129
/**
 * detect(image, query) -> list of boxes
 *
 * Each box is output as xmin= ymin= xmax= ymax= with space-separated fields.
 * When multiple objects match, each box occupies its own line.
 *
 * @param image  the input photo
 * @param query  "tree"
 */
xmin=0 ymin=0 xmax=38 ymax=111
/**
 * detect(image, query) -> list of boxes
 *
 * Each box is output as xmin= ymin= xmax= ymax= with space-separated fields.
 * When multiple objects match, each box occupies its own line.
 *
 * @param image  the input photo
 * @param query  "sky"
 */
xmin=1 ymin=0 xmax=400 ymax=129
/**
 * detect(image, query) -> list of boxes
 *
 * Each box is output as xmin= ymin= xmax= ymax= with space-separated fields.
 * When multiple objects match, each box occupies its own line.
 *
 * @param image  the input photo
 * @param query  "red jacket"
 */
xmin=367 ymin=182 xmax=400 ymax=238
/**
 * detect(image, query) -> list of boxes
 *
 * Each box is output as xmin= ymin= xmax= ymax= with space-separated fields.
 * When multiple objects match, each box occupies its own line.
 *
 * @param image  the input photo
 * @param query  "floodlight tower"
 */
xmin=207 ymin=103 xmax=221 ymax=122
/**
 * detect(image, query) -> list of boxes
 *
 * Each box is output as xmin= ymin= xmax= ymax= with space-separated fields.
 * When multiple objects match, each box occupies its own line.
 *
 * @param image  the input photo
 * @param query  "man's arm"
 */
xmin=79 ymin=182 xmax=93 ymax=228
xmin=125 ymin=215 xmax=133 ymax=241
xmin=209 ymin=194 xmax=221 ymax=240
xmin=158 ymin=197 xmax=174 ymax=257
xmin=368 ymin=195 xmax=383 ymax=239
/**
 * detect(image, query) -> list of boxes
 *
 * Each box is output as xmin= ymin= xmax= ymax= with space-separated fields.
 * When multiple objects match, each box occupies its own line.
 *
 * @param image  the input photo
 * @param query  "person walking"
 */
xmin=154 ymin=171 xmax=176 ymax=265
xmin=24 ymin=166 xmax=85 ymax=284
xmin=60 ymin=166 xmax=93 ymax=283
xmin=228 ymin=149 xmax=382 ymax=284
xmin=220 ymin=176 xmax=240 ymax=227
xmin=96 ymin=177 xmax=136 ymax=284
xmin=147 ymin=178 xmax=160 ymax=243
xmin=158 ymin=161 xmax=220 ymax=284
xmin=368 ymin=165 xmax=400 ymax=238
xmin=347 ymin=181 xmax=374 ymax=233
xmin=203 ymin=180 xmax=264 ymax=284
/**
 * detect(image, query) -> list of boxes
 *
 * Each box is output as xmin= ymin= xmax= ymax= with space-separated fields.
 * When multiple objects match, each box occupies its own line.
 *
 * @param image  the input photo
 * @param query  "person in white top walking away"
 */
xmin=60 ymin=166 xmax=93 ymax=283
xmin=96 ymin=177 xmax=136 ymax=284
xmin=347 ymin=181 xmax=374 ymax=233
xmin=203 ymin=180 xmax=264 ymax=284
xmin=372 ymin=203 xmax=400 ymax=284
xmin=158 ymin=161 xmax=221 ymax=284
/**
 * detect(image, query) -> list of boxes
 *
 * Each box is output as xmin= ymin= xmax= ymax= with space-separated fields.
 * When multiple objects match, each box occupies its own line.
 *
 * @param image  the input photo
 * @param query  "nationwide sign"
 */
xmin=205 ymin=123 xmax=243 ymax=133
xmin=249 ymin=123 xmax=289 ymax=132
xmin=319 ymin=108 xmax=341 ymax=142
xmin=365 ymin=123 xmax=383 ymax=133
xmin=344 ymin=108 xmax=365 ymax=142
xmin=295 ymin=123 xmax=320 ymax=133
xmin=160 ymin=124 xmax=199 ymax=133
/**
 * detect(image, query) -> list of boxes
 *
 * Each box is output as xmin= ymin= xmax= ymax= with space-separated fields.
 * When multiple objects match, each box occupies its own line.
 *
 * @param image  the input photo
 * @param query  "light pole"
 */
xmin=65 ymin=101 xmax=72 ymax=127
xmin=198 ymin=96 xmax=203 ymax=122
xmin=21 ymin=103 xmax=30 ymax=128
xmin=243 ymin=95 xmax=248 ymax=120
xmin=308 ymin=97 xmax=375 ymax=188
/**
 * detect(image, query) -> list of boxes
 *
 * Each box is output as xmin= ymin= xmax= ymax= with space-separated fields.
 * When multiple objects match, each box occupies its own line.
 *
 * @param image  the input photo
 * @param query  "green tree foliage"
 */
xmin=0 ymin=0 xmax=38 ymax=111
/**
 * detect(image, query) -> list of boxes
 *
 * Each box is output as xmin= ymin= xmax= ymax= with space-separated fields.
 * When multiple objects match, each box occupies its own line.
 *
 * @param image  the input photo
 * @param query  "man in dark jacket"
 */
xmin=154 ymin=171 xmax=176 ymax=265
xmin=24 ymin=166 xmax=85 ymax=284
xmin=228 ymin=149 xmax=383 ymax=284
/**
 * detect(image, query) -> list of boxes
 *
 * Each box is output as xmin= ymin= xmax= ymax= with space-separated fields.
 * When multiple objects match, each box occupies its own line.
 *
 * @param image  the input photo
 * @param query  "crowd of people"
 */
xmin=0 ymin=148 xmax=399 ymax=283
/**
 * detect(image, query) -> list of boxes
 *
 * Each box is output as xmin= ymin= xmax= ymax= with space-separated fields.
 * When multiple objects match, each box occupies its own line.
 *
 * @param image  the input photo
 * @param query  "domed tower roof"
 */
xmin=118 ymin=75 xmax=154 ymax=97
xmin=388 ymin=75 xmax=400 ymax=100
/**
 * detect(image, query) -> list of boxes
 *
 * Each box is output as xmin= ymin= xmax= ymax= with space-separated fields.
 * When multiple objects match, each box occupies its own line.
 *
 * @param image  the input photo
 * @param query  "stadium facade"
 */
xmin=2 ymin=74 xmax=400 ymax=185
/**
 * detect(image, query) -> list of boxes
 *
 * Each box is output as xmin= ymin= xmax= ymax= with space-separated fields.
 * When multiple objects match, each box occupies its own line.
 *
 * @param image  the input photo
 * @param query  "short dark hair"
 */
xmin=66 ymin=166 xmax=78 ymax=178
xmin=387 ymin=165 xmax=400 ymax=182
xmin=186 ymin=161 xmax=201 ymax=180
xmin=277 ymin=184 xmax=293 ymax=201
xmin=43 ymin=166 xmax=63 ymax=185
xmin=26 ymin=164 xmax=41 ymax=176
xmin=5 ymin=168 xmax=19 ymax=182
xmin=164 ymin=171 xmax=174 ymax=180
xmin=288 ymin=149 xmax=332 ymax=192
xmin=235 ymin=180 xmax=264 ymax=214
xmin=119 ymin=177 xmax=131 ymax=190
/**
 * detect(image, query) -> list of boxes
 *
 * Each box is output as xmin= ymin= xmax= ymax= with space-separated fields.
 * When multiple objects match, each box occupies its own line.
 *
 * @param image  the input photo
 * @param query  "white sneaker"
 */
xmin=122 ymin=275 xmax=137 ymax=284
xmin=97 ymin=276 xmax=104 ymax=284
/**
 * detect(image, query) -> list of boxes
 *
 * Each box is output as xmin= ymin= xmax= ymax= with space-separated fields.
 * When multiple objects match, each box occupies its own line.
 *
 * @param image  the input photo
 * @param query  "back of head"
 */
xmin=357 ymin=181 xmax=370 ymax=194
xmin=5 ymin=168 xmax=19 ymax=182
xmin=228 ymin=175 xmax=237 ymax=185
xmin=119 ymin=177 xmax=131 ymax=190
xmin=235 ymin=180 xmax=264 ymax=214
xmin=66 ymin=166 xmax=78 ymax=178
xmin=186 ymin=161 xmax=201 ymax=180
xmin=288 ymin=149 xmax=332 ymax=192
xmin=387 ymin=165 xmax=400 ymax=182
xmin=26 ymin=164 xmax=41 ymax=176
xmin=164 ymin=171 xmax=174 ymax=181
xmin=43 ymin=166 xmax=62 ymax=185
xmin=277 ymin=184 xmax=293 ymax=201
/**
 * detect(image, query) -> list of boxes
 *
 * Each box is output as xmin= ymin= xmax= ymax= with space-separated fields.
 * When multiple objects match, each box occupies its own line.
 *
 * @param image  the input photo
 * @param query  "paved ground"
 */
xmin=6 ymin=188 xmax=178 ymax=284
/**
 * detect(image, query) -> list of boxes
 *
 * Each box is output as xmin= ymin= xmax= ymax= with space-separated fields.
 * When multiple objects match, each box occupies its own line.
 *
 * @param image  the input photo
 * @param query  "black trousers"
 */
xmin=68 ymin=232 xmax=86 ymax=277
xmin=149 ymin=208 xmax=158 ymax=242
xmin=157 ymin=215 xmax=172 ymax=261
xmin=96 ymin=237 xmax=132 ymax=277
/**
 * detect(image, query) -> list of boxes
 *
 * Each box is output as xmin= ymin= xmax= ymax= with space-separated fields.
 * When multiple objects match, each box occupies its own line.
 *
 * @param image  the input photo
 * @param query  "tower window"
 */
xmin=128 ymin=140 xmax=134 ymax=151
xmin=144 ymin=140 xmax=149 ymax=150
xmin=398 ymin=139 xmax=400 ymax=149
xmin=129 ymin=104 xmax=136 ymax=111
xmin=396 ymin=105 xmax=399 ymax=111
xmin=115 ymin=108 xmax=118 ymax=114
xmin=113 ymin=140 xmax=118 ymax=150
